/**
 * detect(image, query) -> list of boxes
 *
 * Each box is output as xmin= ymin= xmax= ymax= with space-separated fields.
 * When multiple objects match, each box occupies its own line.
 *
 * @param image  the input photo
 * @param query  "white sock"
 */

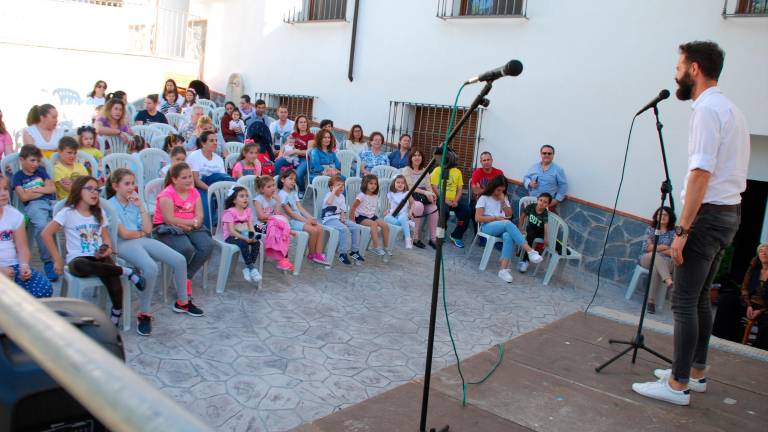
xmin=110 ymin=308 xmax=122 ymax=325
xmin=121 ymin=266 xmax=133 ymax=276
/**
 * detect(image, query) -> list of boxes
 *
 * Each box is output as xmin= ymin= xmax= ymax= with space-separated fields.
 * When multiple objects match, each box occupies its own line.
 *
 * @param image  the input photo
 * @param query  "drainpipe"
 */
xmin=347 ymin=0 xmax=360 ymax=82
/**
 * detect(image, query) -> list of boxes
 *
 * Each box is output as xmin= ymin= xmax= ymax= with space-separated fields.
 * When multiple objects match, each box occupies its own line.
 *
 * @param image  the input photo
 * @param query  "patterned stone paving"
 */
xmin=119 ymin=237 xmax=670 ymax=431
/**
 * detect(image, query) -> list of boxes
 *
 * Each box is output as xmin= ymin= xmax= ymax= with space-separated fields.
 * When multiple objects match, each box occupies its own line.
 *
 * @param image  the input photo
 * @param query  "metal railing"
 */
xmin=255 ymin=92 xmax=317 ymax=120
xmin=0 ymin=278 xmax=212 ymax=431
xmin=437 ymin=0 xmax=527 ymax=18
xmin=723 ymin=0 xmax=768 ymax=17
xmin=0 ymin=0 xmax=204 ymax=60
xmin=386 ymin=100 xmax=485 ymax=180
xmin=284 ymin=0 xmax=348 ymax=23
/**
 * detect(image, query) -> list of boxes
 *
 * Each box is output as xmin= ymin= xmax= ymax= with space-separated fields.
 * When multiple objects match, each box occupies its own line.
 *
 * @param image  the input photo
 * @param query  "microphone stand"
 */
xmin=596 ymin=105 xmax=674 ymax=372
xmin=392 ymin=81 xmax=493 ymax=432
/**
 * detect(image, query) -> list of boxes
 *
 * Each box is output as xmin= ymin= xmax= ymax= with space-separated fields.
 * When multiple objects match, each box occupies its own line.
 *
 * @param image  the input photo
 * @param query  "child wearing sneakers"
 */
xmin=253 ymin=175 xmax=293 ymax=272
xmin=322 ymin=175 xmax=363 ymax=265
xmin=222 ymin=185 xmax=262 ymax=282
xmin=278 ymin=169 xmax=328 ymax=265
xmin=474 ymin=175 xmax=543 ymax=283
xmin=42 ymin=176 xmax=146 ymax=327
xmin=350 ymin=174 xmax=390 ymax=256
xmin=384 ymin=174 xmax=417 ymax=249
xmin=517 ymin=192 xmax=551 ymax=273
xmin=12 ymin=144 xmax=58 ymax=281
xmin=0 ymin=176 xmax=52 ymax=298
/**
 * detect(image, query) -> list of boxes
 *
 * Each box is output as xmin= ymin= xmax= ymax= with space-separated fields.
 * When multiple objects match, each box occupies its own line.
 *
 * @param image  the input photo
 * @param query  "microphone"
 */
xmin=465 ymin=60 xmax=523 ymax=85
xmin=636 ymin=89 xmax=671 ymax=116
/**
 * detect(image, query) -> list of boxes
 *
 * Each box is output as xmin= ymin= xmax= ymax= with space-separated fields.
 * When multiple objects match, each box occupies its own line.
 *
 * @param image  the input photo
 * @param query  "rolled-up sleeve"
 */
xmin=523 ymin=164 xmax=537 ymax=189
xmin=687 ymin=107 xmax=720 ymax=173
xmin=555 ymin=166 xmax=568 ymax=201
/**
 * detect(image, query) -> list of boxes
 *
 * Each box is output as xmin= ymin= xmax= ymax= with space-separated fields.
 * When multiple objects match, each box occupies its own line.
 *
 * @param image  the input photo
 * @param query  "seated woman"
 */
xmin=274 ymin=115 xmax=313 ymax=192
xmin=220 ymin=102 xmax=238 ymax=143
xmin=186 ymin=131 xmax=234 ymax=228
xmin=85 ymin=80 xmax=108 ymax=106
xmin=346 ymin=124 xmax=367 ymax=154
xmin=638 ymin=206 xmax=676 ymax=314
xmin=474 ymin=175 xmax=543 ymax=284
xmin=387 ymin=133 xmax=411 ymax=169
xmin=402 ymin=149 xmax=438 ymax=249
xmin=134 ymin=94 xmax=168 ymax=125
xmin=714 ymin=243 xmax=768 ymax=349
xmin=359 ymin=131 xmax=389 ymax=176
xmin=309 ymin=129 xmax=343 ymax=183
xmin=94 ymin=97 xmax=133 ymax=150
xmin=22 ymin=104 xmax=64 ymax=159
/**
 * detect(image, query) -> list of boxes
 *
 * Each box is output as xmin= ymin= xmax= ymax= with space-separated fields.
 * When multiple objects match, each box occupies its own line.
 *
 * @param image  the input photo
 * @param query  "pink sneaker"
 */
xmin=277 ymin=258 xmax=294 ymax=271
xmin=311 ymin=253 xmax=329 ymax=265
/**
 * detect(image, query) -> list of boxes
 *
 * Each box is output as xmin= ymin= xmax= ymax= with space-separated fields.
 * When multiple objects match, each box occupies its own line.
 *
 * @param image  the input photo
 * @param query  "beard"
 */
xmin=676 ymin=70 xmax=694 ymax=101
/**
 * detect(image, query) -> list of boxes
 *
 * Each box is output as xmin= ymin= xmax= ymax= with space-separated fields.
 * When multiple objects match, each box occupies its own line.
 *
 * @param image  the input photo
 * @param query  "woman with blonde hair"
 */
xmin=94 ymin=97 xmax=133 ymax=148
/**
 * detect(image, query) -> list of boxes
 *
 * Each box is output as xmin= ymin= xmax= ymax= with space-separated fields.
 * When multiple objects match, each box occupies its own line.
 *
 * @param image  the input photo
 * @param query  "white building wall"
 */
xmin=196 ymin=0 xmax=768 ymax=218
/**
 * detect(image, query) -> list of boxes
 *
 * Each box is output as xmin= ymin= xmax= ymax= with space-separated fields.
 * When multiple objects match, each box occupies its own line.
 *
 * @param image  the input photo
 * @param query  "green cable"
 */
xmin=437 ymin=84 xmax=505 ymax=407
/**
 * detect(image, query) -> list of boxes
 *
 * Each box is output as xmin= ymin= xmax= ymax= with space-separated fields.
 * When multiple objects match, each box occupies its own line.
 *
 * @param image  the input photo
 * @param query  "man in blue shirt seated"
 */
xmin=523 ymin=145 xmax=568 ymax=211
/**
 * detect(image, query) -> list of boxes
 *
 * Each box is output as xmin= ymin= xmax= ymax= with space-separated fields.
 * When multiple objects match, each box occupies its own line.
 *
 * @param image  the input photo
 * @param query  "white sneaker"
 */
xmin=653 ymin=369 xmax=707 ymax=393
xmin=408 ymin=220 xmax=416 ymax=229
xmin=498 ymin=269 xmax=514 ymax=283
xmin=517 ymin=261 xmax=529 ymax=273
xmin=527 ymin=250 xmax=543 ymax=264
xmin=242 ymin=268 xmax=252 ymax=282
xmin=250 ymin=268 xmax=262 ymax=282
xmin=370 ymin=248 xmax=386 ymax=256
xmin=632 ymin=378 xmax=690 ymax=406
xmin=405 ymin=237 xmax=413 ymax=249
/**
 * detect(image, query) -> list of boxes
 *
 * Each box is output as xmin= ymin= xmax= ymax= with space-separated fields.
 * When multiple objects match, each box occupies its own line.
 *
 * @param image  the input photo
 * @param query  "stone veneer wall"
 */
xmin=507 ymin=184 xmax=651 ymax=285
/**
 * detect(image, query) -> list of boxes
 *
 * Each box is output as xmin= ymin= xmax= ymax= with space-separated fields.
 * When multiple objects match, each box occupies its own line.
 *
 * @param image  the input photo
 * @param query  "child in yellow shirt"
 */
xmin=54 ymin=137 xmax=89 ymax=200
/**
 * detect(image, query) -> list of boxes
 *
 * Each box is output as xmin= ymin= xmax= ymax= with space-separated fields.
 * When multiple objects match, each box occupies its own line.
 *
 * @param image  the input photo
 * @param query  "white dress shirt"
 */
xmin=681 ymin=87 xmax=750 ymax=206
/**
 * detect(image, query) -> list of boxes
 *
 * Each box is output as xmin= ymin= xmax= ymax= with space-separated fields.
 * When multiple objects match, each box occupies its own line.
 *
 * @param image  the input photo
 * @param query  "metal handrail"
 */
xmin=0 ymin=278 xmax=212 ymax=432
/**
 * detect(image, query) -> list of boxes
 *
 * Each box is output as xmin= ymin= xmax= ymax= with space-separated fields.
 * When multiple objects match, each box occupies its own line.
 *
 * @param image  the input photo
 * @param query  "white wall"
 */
xmin=197 ymin=0 xmax=768 ymax=217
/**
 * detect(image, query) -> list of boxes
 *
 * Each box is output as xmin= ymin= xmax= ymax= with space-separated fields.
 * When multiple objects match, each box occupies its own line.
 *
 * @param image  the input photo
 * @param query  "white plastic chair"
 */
xmin=212 ymin=107 xmax=227 ymax=129
xmin=336 ymin=150 xmax=360 ymax=178
xmin=49 ymin=151 xmax=99 ymax=178
xmin=466 ymin=230 xmax=503 ymax=271
xmin=236 ymin=175 xmax=257 ymax=197
xmin=371 ymin=165 xmax=400 ymax=180
xmin=224 ymin=141 xmax=244 ymax=158
xmin=103 ymin=153 xmax=143 ymax=193
xmin=207 ymin=181 xmax=264 ymax=292
xmin=624 ymin=264 xmax=669 ymax=312
xmin=196 ymin=99 xmax=217 ymax=110
xmin=1 ymin=153 xmax=22 ymax=207
xmin=250 ymin=186 xmax=310 ymax=276
xmin=166 ymin=113 xmax=185 ymax=130
xmin=131 ymin=125 xmax=157 ymax=144
xmin=125 ymin=104 xmax=137 ymax=126
xmin=138 ymin=148 xmax=171 ymax=185
xmin=52 ymin=88 xmax=82 ymax=105
xmin=225 ymin=153 xmax=239 ymax=172
xmin=98 ymin=135 xmax=128 ymax=155
xmin=53 ymin=199 xmax=132 ymax=331
xmin=149 ymin=136 xmax=166 ymax=150
xmin=310 ymin=126 xmax=320 ymax=135
xmin=150 ymin=123 xmax=177 ymax=136
xmin=533 ymin=213 xmax=584 ymax=285
xmin=142 ymin=178 xmax=165 ymax=217
xmin=376 ymin=178 xmax=402 ymax=252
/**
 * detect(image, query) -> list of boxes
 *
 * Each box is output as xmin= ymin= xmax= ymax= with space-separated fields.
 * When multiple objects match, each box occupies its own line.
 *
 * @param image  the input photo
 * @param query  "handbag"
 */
xmin=412 ymin=191 xmax=431 ymax=205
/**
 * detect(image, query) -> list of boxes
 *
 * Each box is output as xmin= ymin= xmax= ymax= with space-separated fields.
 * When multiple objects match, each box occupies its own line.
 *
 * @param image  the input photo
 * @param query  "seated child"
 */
xmin=53 ymin=136 xmax=89 ymax=200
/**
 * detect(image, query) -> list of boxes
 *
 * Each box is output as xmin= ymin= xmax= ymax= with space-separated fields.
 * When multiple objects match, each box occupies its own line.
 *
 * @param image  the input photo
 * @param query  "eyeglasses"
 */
xmin=96 ymin=85 xmax=106 ymax=89
xmin=82 ymin=185 xmax=99 ymax=193
xmin=541 ymin=152 xmax=553 ymax=155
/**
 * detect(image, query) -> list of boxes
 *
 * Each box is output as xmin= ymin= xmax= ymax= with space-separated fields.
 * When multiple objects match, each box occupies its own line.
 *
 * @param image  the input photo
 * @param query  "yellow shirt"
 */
xmin=54 ymin=162 xmax=89 ymax=200
xmin=430 ymin=167 xmax=463 ymax=202
xmin=79 ymin=147 xmax=103 ymax=161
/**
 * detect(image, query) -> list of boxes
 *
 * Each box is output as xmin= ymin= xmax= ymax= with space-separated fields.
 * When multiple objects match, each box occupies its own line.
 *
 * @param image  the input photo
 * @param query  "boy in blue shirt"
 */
xmin=12 ymin=144 xmax=58 ymax=281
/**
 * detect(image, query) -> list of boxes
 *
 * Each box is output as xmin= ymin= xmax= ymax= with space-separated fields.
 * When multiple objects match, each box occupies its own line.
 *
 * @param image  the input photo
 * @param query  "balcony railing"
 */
xmin=0 ymin=0 xmax=204 ymax=60
xmin=437 ymin=0 xmax=527 ymax=19
xmin=723 ymin=0 xmax=768 ymax=17
xmin=284 ymin=0 xmax=348 ymax=23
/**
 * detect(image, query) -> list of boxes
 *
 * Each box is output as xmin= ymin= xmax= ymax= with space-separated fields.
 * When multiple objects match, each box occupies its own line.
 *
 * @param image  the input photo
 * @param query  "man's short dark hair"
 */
xmin=540 ymin=144 xmax=555 ymax=153
xmin=679 ymin=41 xmax=725 ymax=81
xmin=240 ymin=95 xmax=251 ymax=103
xmin=320 ymin=119 xmax=334 ymax=129
xmin=19 ymin=144 xmax=42 ymax=159
xmin=255 ymin=99 xmax=266 ymax=106
xmin=480 ymin=151 xmax=492 ymax=158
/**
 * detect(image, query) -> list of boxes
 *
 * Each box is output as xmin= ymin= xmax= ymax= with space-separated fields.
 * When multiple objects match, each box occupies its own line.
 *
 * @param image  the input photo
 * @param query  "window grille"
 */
xmin=284 ymin=0 xmax=348 ymax=23
xmin=254 ymin=93 xmax=317 ymax=121
xmin=437 ymin=0 xmax=527 ymax=19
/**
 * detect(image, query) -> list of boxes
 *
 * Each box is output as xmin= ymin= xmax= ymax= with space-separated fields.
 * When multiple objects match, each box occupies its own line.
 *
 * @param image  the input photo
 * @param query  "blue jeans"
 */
xmin=323 ymin=218 xmax=360 ymax=253
xmin=24 ymin=199 xmax=54 ymax=263
xmin=274 ymin=158 xmax=308 ymax=191
xmin=200 ymin=173 xmax=235 ymax=228
xmin=385 ymin=214 xmax=410 ymax=239
xmin=480 ymin=220 xmax=525 ymax=260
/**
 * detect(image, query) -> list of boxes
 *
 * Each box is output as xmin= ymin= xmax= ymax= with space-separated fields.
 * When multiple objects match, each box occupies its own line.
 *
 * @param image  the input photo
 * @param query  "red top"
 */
xmin=471 ymin=167 xmax=504 ymax=193
xmin=290 ymin=132 xmax=314 ymax=151
xmin=221 ymin=113 xmax=236 ymax=141
xmin=258 ymin=152 xmax=275 ymax=175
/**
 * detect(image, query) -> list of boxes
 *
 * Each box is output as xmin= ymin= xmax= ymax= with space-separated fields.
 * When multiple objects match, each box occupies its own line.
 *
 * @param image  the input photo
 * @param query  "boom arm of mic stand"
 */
xmin=393 ymin=82 xmax=494 ymax=218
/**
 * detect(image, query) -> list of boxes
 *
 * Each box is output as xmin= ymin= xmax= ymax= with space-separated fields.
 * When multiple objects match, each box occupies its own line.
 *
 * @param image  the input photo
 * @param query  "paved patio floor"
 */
xmin=120 ymin=238 xmax=670 ymax=431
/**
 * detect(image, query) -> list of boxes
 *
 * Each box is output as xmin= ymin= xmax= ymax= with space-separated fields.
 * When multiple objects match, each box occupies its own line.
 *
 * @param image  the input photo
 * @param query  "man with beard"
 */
xmin=632 ymin=41 xmax=750 ymax=406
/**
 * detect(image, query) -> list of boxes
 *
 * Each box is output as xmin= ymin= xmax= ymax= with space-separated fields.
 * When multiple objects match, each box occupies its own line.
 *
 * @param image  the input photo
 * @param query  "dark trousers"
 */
xmin=442 ymin=199 xmax=472 ymax=240
xmin=522 ymin=225 xmax=545 ymax=262
xmin=225 ymin=236 xmax=260 ymax=267
xmin=68 ymin=256 xmax=123 ymax=310
xmin=671 ymin=204 xmax=740 ymax=383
